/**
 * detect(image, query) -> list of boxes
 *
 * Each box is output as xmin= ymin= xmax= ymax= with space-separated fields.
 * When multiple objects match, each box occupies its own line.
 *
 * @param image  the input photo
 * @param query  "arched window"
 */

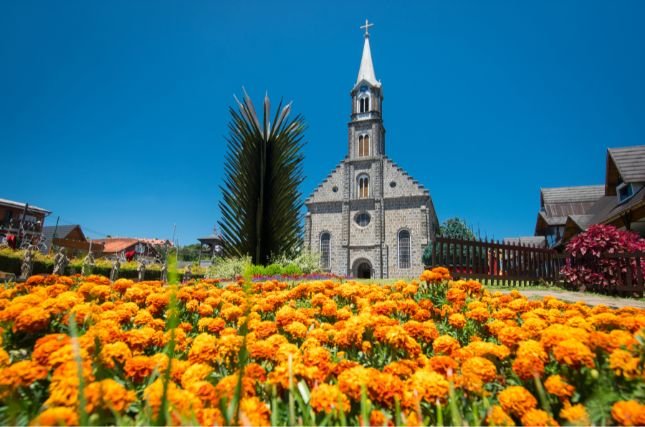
xmin=320 ymin=232 xmax=331 ymax=269
xmin=398 ymin=230 xmax=411 ymax=269
xmin=358 ymin=175 xmax=369 ymax=198
xmin=358 ymin=96 xmax=370 ymax=113
xmin=358 ymin=135 xmax=370 ymax=157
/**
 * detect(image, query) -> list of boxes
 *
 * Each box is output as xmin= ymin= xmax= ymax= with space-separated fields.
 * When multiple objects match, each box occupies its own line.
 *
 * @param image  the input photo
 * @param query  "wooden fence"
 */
xmin=425 ymin=237 xmax=645 ymax=297
xmin=425 ymin=236 xmax=564 ymax=286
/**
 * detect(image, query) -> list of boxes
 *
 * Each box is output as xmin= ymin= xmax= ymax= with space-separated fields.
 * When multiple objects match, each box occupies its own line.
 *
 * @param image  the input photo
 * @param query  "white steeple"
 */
xmin=356 ymin=20 xmax=380 ymax=87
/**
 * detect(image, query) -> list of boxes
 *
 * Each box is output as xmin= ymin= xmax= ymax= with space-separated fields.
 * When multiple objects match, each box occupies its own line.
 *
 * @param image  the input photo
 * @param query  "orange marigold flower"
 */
xmin=498 ymin=385 xmax=537 ymax=418
xmin=428 ymin=355 xmax=458 ymax=377
xmin=239 ymin=396 xmax=271 ymax=426
xmin=310 ymin=384 xmax=351 ymax=414
xmin=543 ymin=375 xmax=574 ymax=400
xmin=560 ymin=402 xmax=590 ymax=426
xmin=30 ymin=407 xmax=79 ymax=426
xmin=611 ymin=400 xmax=645 ymax=426
xmin=461 ymin=356 xmax=497 ymax=393
xmin=338 ymin=366 xmax=373 ymax=401
xmin=520 ymin=408 xmax=558 ymax=426
xmin=486 ymin=405 xmax=514 ymax=426
xmin=13 ymin=306 xmax=50 ymax=333
xmin=197 ymin=408 xmax=225 ymax=426
xmin=8 ymin=361 xmax=48 ymax=387
xmin=609 ymin=349 xmax=640 ymax=379
xmin=85 ymin=379 xmax=136 ymax=413
xmin=124 ymin=355 xmax=155 ymax=382
xmin=405 ymin=369 xmax=450 ymax=406
xmin=449 ymin=313 xmax=466 ymax=329
xmin=188 ymin=333 xmax=219 ymax=365
xmin=552 ymin=339 xmax=595 ymax=369
xmin=368 ymin=370 xmax=405 ymax=408
xmin=197 ymin=317 xmax=226 ymax=334
xmin=180 ymin=363 xmax=213 ymax=389
xmin=432 ymin=335 xmax=460 ymax=356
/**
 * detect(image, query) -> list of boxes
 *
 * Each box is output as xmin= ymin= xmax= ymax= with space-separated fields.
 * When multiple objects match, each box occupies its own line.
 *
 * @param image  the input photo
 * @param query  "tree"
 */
xmin=422 ymin=217 xmax=476 ymax=265
xmin=218 ymin=92 xmax=306 ymax=266
xmin=440 ymin=217 xmax=476 ymax=240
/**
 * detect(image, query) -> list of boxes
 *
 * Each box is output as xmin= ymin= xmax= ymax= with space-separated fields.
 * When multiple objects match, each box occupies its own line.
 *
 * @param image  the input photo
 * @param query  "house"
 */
xmin=94 ymin=237 xmax=170 ymax=260
xmin=0 ymin=198 xmax=51 ymax=247
xmin=41 ymin=224 xmax=104 ymax=255
xmin=534 ymin=185 xmax=605 ymax=247
xmin=532 ymin=145 xmax=645 ymax=248
xmin=560 ymin=145 xmax=645 ymax=241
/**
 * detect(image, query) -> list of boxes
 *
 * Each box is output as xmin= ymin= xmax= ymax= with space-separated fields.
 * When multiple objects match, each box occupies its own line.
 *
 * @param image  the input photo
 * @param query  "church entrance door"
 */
xmin=356 ymin=262 xmax=372 ymax=279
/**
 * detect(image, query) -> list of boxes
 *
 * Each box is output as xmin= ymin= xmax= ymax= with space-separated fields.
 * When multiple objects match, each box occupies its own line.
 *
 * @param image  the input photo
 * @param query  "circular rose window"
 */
xmin=355 ymin=212 xmax=371 ymax=227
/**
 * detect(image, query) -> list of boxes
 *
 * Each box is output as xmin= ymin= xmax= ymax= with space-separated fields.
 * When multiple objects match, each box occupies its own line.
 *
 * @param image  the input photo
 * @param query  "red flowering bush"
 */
xmin=561 ymin=224 xmax=645 ymax=293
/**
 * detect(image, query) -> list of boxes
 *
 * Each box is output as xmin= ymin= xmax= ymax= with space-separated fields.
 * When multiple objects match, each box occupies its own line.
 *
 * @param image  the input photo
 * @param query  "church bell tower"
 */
xmin=348 ymin=20 xmax=385 ymax=160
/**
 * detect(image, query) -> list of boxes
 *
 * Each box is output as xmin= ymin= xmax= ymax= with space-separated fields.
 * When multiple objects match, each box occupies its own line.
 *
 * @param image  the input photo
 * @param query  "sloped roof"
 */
xmin=608 ymin=145 xmax=645 ymax=184
xmin=540 ymin=186 xmax=605 ymax=205
xmin=42 ymin=225 xmax=85 ymax=250
xmin=0 ymin=198 xmax=51 ymax=215
xmin=355 ymin=35 xmax=380 ymax=88
xmin=94 ymin=238 xmax=139 ymax=253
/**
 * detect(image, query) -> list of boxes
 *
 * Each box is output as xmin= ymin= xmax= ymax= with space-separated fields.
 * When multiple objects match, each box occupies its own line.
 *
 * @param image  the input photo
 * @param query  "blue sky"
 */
xmin=2 ymin=1 xmax=644 ymax=246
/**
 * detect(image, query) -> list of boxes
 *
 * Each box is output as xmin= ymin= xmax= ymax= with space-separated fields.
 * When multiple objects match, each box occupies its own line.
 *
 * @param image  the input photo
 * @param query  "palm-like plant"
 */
xmin=218 ymin=91 xmax=306 ymax=265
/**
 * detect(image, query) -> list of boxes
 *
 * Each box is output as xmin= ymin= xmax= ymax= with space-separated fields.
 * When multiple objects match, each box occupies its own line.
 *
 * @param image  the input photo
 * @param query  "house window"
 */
xmin=357 ymin=175 xmax=369 ymax=198
xmin=398 ymin=229 xmax=411 ymax=269
xmin=358 ymin=135 xmax=370 ymax=157
xmin=320 ymin=232 xmax=331 ymax=269
xmin=617 ymin=183 xmax=634 ymax=203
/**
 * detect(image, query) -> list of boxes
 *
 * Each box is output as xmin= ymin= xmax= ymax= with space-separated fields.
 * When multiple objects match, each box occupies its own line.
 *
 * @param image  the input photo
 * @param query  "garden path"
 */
xmin=497 ymin=288 xmax=645 ymax=309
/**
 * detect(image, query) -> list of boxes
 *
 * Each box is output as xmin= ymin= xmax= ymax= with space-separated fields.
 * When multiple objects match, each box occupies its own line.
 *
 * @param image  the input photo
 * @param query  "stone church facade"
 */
xmin=304 ymin=28 xmax=439 ymax=279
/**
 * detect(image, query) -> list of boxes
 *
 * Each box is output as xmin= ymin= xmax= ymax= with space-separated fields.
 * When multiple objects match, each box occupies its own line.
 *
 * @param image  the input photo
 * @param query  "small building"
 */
xmin=94 ymin=237 xmax=167 ymax=260
xmin=41 ymin=224 xmax=103 ymax=256
xmin=534 ymin=185 xmax=604 ymax=247
xmin=560 ymin=145 xmax=645 ymax=240
xmin=532 ymin=145 xmax=645 ymax=248
xmin=197 ymin=234 xmax=224 ymax=258
xmin=0 ymin=198 xmax=51 ymax=246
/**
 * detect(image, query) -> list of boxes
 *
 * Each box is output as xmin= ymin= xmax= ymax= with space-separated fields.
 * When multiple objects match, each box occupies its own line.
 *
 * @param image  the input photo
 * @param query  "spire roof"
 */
xmin=356 ymin=35 xmax=380 ymax=87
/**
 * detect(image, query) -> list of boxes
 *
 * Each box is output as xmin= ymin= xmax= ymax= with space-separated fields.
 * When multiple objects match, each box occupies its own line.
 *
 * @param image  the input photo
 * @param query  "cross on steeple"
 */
xmin=360 ymin=19 xmax=374 ymax=37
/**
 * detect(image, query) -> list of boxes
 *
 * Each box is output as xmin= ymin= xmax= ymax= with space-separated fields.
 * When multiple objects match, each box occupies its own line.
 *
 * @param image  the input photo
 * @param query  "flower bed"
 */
xmin=0 ymin=269 xmax=643 ymax=426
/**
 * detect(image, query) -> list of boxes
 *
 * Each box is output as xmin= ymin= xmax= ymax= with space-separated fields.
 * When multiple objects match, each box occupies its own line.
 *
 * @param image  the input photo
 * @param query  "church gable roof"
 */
xmin=306 ymin=160 xmax=345 ymax=204
xmin=383 ymin=157 xmax=429 ymax=198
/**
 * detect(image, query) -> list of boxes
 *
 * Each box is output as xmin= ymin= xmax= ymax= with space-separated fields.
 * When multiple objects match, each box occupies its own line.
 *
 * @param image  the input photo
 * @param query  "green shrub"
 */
xmin=270 ymin=250 xmax=320 ymax=274
xmin=208 ymin=255 xmax=251 ymax=279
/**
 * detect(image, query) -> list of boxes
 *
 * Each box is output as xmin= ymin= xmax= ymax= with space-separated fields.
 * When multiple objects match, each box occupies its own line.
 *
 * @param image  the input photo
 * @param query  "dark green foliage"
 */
xmin=423 ymin=217 xmax=477 ymax=265
xmin=177 ymin=244 xmax=201 ymax=262
xmin=218 ymin=92 xmax=306 ymax=266
xmin=439 ymin=217 xmax=476 ymax=240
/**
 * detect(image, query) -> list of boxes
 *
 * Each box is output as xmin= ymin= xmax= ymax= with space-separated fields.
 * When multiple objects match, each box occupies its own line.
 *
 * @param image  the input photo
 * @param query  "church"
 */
xmin=304 ymin=23 xmax=440 ymax=279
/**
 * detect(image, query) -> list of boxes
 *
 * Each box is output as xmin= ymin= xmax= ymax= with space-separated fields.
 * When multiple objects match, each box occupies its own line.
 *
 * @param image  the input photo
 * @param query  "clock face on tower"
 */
xmin=360 ymin=85 xmax=368 ymax=93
